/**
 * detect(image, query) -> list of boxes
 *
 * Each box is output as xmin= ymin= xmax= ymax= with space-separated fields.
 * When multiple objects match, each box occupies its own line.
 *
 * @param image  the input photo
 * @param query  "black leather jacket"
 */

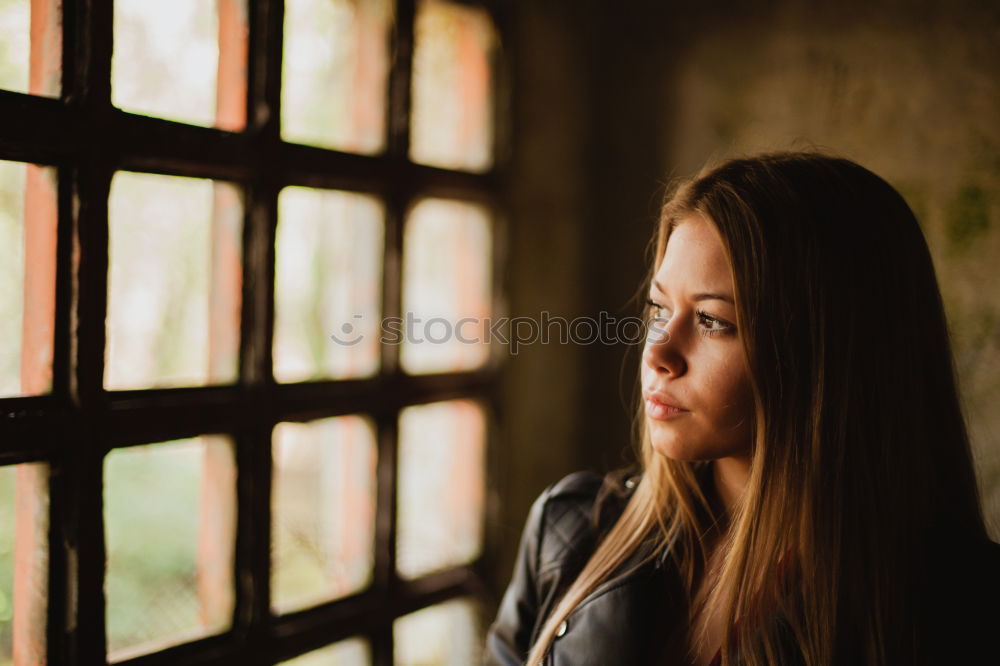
xmin=484 ymin=470 xmax=687 ymax=666
xmin=484 ymin=470 xmax=1000 ymax=666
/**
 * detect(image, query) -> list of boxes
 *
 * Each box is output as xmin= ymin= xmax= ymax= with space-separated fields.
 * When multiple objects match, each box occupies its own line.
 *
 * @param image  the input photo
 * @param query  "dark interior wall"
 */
xmin=494 ymin=0 xmax=1000 ymax=598
xmin=655 ymin=0 xmax=1000 ymax=545
xmin=491 ymin=0 xmax=590 ymax=593
xmin=492 ymin=0 xmax=680 ymax=597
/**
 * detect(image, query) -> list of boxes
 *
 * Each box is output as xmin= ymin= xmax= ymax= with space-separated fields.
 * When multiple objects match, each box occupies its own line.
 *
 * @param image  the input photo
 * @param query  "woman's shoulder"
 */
xmin=537 ymin=467 xmax=639 ymax=505
xmin=529 ymin=468 xmax=639 ymax=575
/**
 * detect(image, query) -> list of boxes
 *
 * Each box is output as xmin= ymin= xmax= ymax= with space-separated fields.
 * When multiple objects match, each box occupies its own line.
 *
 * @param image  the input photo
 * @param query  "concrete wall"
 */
xmin=660 ymin=0 xmax=1000 ymax=537
xmin=495 ymin=0 xmax=1000 ymax=597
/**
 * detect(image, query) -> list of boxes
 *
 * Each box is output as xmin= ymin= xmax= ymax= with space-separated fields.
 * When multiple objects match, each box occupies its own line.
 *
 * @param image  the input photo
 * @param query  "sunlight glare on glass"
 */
xmin=401 ymin=199 xmax=492 ymax=375
xmin=0 ymin=463 xmax=49 ymax=665
xmin=104 ymin=437 xmax=236 ymax=661
xmin=278 ymin=637 xmax=371 ymax=666
xmin=282 ymin=0 xmax=391 ymax=152
xmin=0 ymin=0 xmax=60 ymax=96
xmin=394 ymin=599 xmax=483 ymax=666
xmin=0 ymin=159 xmax=57 ymax=398
xmin=396 ymin=400 xmax=486 ymax=580
xmin=272 ymin=416 xmax=377 ymax=614
xmin=113 ymin=0 xmax=246 ymax=128
xmin=106 ymin=171 xmax=243 ymax=390
xmin=274 ymin=187 xmax=383 ymax=383
xmin=410 ymin=0 xmax=497 ymax=171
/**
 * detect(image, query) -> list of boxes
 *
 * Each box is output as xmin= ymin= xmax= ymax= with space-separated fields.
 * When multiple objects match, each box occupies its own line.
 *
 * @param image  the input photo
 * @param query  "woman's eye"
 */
xmin=645 ymin=298 xmax=670 ymax=321
xmin=697 ymin=311 xmax=734 ymax=335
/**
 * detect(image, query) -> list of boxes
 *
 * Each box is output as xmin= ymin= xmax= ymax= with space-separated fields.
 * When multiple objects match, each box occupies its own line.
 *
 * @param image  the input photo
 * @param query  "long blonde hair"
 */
xmin=526 ymin=152 xmax=986 ymax=665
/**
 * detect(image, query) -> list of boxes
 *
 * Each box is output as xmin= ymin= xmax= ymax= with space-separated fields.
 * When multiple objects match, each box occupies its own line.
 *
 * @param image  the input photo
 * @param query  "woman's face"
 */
xmin=641 ymin=214 xmax=754 ymax=462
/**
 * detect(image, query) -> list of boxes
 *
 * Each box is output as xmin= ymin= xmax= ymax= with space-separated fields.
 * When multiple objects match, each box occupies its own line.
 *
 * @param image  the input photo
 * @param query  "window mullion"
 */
xmin=387 ymin=0 xmax=416 ymax=161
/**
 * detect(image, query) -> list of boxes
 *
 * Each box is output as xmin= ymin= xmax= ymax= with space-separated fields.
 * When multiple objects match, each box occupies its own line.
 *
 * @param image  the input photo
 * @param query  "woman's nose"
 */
xmin=643 ymin=316 xmax=686 ymax=376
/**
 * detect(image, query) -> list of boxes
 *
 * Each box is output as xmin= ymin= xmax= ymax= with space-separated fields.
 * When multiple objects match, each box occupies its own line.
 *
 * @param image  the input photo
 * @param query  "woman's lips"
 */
xmin=643 ymin=391 xmax=690 ymax=421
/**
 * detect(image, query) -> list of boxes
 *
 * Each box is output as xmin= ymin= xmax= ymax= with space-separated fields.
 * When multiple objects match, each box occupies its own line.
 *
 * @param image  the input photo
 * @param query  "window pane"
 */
xmin=400 ymin=199 xmax=491 ymax=375
xmin=0 ymin=159 xmax=56 ymax=398
xmin=0 ymin=0 xmax=60 ymax=96
xmin=274 ymin=187 xmax=383 ymax=383
xmin=105 ymin=437 xmax=236 ymax=661
xmin=106 ymin=172 xmax=243 ymax=390
xmin=272 ymin=416 xmax=377 ymax=614
xmin=393 ymin=598 xmax=483 ymax=666
xmin=282 ymin=0 xmax=391 ymax=152
xmin=279 ymin=637 xmax=371 ymax=666
xmin=112 ymin=0 xmax=248 ymax=129
xmin=397 ymin=400 xmax=485 ymax=579
xmin=410 ymin=0 xmax=497 ymax=172
xmin=0 ymin=463 xmax=48 ymax=666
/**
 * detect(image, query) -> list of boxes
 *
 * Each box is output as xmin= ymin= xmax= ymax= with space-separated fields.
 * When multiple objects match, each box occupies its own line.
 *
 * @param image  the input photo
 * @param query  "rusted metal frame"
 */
xmin=238 ymin=0 xmax=283 ymax=657
xmin=46 ymin=440 xmax=69 ymax=666
xmin=98 ymin=372 xmax=495 ymax=455
xmin=468 ymin=0 xmax=511 ymax=619
xmin=48 ymin=159 xmax=75 ymax=409
xmin=480 ymin=0 xmax=513 ymax=603
xmin=232 ymin=180 xmax=279 ymax=655
xmin=0 ymin=94 xmax=73 ymax=163
xmin=104 ymin=565 xmax=480 ymax=666
xmin=282 ymin=145 xmax=496 ymax=199
xmin=0 ymin=447 xmax=59 ymax=468
xmin=99 ymin=632 xmax=240 ymax=666
xmin=60 ymin=0 xmax=115 ymax=662
xmin=370 ymin=409 xmax=400 ymax=666
xmin=370 ymin=0 xmax=416 ymax=660
xmin=0 ymin=0 xmax=503 ymax=662
xmin=0 ymin=104 xmax=499 ymax=209
xmin=40 ymin=180 xmax=70 ymax=655
xmin=229 ymin=183 xmax=277 ymax=651
xmin=270 ymin=371 xmax=496 ymax=414
xmin=270 ymin=566 xmax=482 ymax=664
xmin=65 ymin=159 xmax=113 ymax=666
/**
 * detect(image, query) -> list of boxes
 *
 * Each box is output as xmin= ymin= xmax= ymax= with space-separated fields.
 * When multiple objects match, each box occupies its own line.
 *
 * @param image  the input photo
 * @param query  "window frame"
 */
xmin=0 ymin=0 xmax=508 ymax=663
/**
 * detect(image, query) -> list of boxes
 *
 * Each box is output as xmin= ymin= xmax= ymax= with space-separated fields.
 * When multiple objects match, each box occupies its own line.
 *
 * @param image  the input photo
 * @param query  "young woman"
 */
xmin=484 ymin=152 xmax=1000 ymax=665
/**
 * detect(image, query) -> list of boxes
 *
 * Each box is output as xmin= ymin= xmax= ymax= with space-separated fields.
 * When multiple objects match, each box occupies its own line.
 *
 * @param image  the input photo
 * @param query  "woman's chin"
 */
xmin=650 ymin=436 xmax=700 ymax=461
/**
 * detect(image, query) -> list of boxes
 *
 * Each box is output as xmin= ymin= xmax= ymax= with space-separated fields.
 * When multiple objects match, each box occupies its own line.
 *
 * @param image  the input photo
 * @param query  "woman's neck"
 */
xmin=712 ymin=455 xmax=750 ymax=515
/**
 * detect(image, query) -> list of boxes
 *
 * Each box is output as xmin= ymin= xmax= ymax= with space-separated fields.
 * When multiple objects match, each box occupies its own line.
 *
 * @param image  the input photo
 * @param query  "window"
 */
xmin=0 ymin=0 xmax=503 ymax=663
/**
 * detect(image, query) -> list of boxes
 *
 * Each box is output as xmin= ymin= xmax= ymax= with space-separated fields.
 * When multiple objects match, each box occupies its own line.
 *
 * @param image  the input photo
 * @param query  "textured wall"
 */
xmin=496 ymin=0 xmax=1000 ymax=600
xmin=662 ymin=0 xmax=1000 ymax=537
xmin=492 ymin=0 xmax=591 ymax=593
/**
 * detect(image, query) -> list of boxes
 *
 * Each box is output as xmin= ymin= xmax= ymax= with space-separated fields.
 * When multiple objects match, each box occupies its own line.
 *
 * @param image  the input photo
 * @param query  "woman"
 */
xmin=484 ymin=152 xmax=1000 ymax=665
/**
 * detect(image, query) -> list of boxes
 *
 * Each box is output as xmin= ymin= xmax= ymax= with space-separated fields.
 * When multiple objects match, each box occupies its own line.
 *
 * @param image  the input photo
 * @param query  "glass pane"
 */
xmin=106 ymin=172 xmax=243 ymax=390
xmin=105 ymin=436 xmax=236 ymax=660
xmin=113 ymin=0 xmax=249 ymax=129
xmin=393 ymin=598 xmax=483 ymax=666
xmin=400 ymin=199 xmax=491 ymax=375
xmin=0 ymin=0 xmax=60 ymax=96
xmin=397 ymin=400 xmax=485 ymax=579
xmin=279 ymin=637 xmax=371 ymax=666
xmin=272 ymin=416 xmax=377 ymax=614
xmin=0 ymin=463 xmax=49 ymax=666
xmin=0 ymin=160 xmax=56 ymax=398
xmin=274 ymin=187 xmax=383 ymax=383
xmin=282 ymin=0 xmax=391 ymax=152
xmin=410 ymin=0 xmax=497 ymax=172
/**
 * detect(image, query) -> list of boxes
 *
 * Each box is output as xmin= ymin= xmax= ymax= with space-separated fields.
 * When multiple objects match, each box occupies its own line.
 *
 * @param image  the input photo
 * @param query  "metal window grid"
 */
xmin=0 ymin=0 xmax=509 ymax=663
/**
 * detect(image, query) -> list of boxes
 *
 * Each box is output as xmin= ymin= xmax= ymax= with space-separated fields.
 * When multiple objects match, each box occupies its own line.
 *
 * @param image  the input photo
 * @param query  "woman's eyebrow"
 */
xmin=693 ymin=292 xmax=735 ymax=305
xmin=651 ymin=279 xmax=734 ymax=305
